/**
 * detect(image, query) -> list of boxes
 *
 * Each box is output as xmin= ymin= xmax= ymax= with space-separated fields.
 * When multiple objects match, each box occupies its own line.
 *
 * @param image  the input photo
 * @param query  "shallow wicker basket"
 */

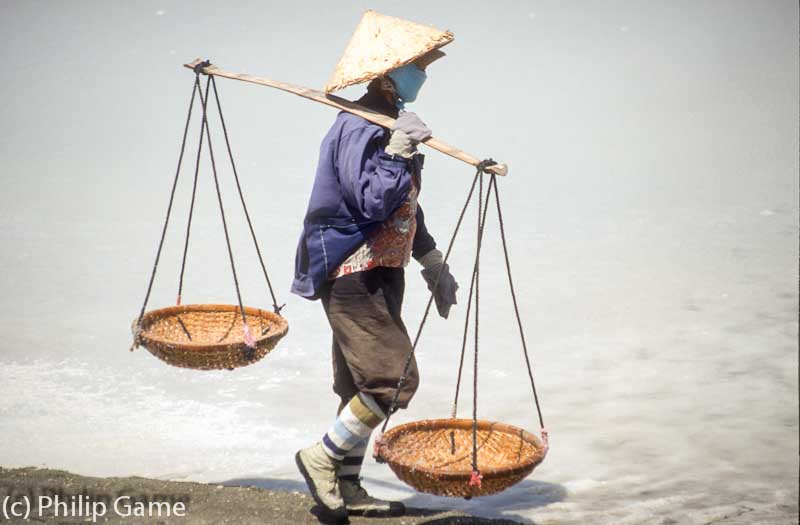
xmin=376 ymin=418 xmax=546 ymax=498
xmin=132 ymin=304 xmax=288 ymax=371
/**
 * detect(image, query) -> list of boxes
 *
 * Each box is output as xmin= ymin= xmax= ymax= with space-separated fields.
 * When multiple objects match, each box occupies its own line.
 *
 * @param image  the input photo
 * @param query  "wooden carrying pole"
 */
xmin=184 ymin=59 xmax=507 ymax=177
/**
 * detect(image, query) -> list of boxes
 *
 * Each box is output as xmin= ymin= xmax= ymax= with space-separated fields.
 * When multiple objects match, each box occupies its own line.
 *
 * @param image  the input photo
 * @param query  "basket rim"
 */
xmin=134 ymin=303 xmax=288 ymax=353
xmin=379 ymin=418 xmax=546 ymax=480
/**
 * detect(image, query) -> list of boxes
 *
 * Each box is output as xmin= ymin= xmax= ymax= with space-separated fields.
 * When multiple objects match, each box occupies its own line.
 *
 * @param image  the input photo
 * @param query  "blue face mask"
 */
xmin=387 ymin=62 xmax=427 ymax=110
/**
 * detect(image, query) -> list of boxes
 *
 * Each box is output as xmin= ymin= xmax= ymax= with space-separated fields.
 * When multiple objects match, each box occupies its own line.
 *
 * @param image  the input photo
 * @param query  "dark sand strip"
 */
xmin=0 ymin=466 xmax=524 ymax=524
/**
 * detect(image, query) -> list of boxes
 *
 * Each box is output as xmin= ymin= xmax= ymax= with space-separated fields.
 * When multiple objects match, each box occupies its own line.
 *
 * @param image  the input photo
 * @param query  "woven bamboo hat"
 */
xmin=325 ymin=10 xmax=454 ymax=93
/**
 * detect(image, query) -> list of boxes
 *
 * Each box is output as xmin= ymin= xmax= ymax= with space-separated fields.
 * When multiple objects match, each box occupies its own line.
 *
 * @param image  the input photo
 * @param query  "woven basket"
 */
xmin=376 ymin=418 xmax=546 ymax=498
xmin=132 ymin=304 xmax=288 ymax=370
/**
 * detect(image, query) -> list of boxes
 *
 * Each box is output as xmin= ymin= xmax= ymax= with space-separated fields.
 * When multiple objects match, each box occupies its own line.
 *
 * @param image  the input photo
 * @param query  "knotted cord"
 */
xmin=195 ymin=74 xmax=256 ymax=355
xmin=376 ymin=159 xmax=548 ymax=483
xmin=210 ymin=75 xmax=284 ymax=315
xmin=493 ymin=180 xmax=547 ymax=443
xmin=132 ymin=63 xmax=284 ymax=356
xmin=176 ymin=75 xmax=206 ymax=306
xmin=132 ymin=77 xmax=199 ymax=345
xmin=378 ymin=167 xmax=482 ymax=435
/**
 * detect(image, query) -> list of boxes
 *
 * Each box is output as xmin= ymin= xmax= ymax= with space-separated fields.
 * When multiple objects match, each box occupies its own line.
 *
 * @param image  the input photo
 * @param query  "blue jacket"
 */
xmin=291 ymin=91 xmax=437 ymax=300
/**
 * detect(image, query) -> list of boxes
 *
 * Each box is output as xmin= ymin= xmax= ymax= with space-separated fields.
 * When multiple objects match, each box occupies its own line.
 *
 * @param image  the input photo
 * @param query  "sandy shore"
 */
xmin=0 ymin=466 xmax=527 ymax=524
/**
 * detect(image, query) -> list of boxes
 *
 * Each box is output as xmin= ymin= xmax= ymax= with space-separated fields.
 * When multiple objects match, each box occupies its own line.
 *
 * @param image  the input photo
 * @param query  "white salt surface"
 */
xmin=1 ymin=201 xmax=796 ymax=523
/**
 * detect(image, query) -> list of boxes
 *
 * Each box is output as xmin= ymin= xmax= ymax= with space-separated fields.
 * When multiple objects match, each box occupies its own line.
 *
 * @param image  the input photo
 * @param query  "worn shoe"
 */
xmin=295 ymin=442 xmax=347 ymax=521
xmin=339 ymin=477 xmax=405 ymax=517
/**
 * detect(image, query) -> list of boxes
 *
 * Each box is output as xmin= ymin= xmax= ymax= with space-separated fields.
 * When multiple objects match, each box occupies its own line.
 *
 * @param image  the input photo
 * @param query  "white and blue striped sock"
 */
xmin=321 ymin=393 xmax=385 ymax=461
xmin=338 ymin=436 xmax=370 ymax=481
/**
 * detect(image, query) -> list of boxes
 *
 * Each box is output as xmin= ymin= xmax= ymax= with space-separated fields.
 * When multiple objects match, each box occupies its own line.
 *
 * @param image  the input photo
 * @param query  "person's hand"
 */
xmin=418 ymin=249 xmax=458 ymax=319
xmin=386 ymin=112 xmax=432 ymax=159
xmin=392 ymin=111 xmax=432 ymax=142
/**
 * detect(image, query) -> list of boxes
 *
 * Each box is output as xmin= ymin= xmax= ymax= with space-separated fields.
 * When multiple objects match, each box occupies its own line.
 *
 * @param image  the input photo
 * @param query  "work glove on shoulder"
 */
xmin=418 ymin=248 xmax=458 ymax=319
xmin=385 ymin=111 xmax=432 ymax=159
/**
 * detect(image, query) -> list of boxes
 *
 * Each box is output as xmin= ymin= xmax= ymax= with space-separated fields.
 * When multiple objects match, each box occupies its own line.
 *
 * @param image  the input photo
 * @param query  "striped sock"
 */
xmin=321 ymin=393 xmax=385 ymax=461
xmin=337 ymin=436 xmax=370 ymax=481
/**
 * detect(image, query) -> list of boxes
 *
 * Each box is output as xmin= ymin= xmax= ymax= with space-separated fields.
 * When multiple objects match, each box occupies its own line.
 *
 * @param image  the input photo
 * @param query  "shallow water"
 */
xmin=1 ymin=1 xmax=797 ymax=523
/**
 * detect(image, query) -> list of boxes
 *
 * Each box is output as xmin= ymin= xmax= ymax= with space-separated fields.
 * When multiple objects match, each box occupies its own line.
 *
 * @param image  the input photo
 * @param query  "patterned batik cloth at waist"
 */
xmin=330 ymin=175 xmax=419 ymax=279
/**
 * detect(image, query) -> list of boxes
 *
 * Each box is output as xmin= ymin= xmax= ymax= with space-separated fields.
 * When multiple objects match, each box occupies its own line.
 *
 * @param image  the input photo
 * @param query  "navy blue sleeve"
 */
xmin=336 ymin=124 xmax=413 ymax=222
xmin=413 ymin=203 xmax=437 ymax=260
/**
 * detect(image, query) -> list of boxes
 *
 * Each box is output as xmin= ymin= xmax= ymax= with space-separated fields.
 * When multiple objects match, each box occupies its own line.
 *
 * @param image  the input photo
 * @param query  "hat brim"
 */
xmin=414 ymin=49 xmax=446 ymax=70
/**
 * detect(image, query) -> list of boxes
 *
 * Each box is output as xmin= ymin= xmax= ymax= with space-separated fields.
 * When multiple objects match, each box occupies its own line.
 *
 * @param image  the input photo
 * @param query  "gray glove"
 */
xmin=386 ymin=111 xmax=432 ymax=158
xmin=418 ymin=249 xmax=458 ymax=319
xmin=393 ymin=111 xmax=432 ymax=142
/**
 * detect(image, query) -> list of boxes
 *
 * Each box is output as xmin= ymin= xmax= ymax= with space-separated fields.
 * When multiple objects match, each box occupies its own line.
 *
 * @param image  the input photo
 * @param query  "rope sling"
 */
xmin=130 ymin=66 xmax=288 ymax=370
xmin=373 ymin=164 xmax=549 ymax=498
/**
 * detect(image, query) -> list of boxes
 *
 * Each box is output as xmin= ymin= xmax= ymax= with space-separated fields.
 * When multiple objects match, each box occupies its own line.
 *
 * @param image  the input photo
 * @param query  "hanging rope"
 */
xmin=376 ymin=168 xmax=481 ymax=439
xmin=450 ymin=234 xmax=478 ymax=418
xmin=471 ymin=172 xmax=484 ymax=485
xmin=131 ymin=77 xmax=199 ymax=347
xmin=444 ymin=172 xmax=499 ymax=491
xmin=453 ymin=172 xmax=549 ymax=465
xmin=469 ymin=174 xmax=497 ymax=487
xmin=493 ymin=180 xmax=547 ymax=449
xmin=375 ymin=154 xmax=548 ymax=479
xmin=209 ymin=75 xmax=284 ymax=315
xmin=133 ymin=63 xmax=283 ymax=358
xmin=176 ymin=75 xmax=206 ymax=306
xmin=377 ymin=159 xmax=499 ymax=440
xmin=450 ymin=165 xmax=497 ymax=418
xmin=196 ymin=74 xmax=257 ymax=357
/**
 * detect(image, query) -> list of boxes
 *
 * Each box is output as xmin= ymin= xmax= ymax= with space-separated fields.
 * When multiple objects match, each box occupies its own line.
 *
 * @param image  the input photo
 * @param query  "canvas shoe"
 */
xmin=295 ymin=442 xmax=347 ymax=521
xmin=339 ymin=477 xmax=405 ymax=516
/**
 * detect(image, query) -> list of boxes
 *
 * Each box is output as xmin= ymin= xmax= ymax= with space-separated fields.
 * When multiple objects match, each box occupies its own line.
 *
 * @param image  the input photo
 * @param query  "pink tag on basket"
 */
xmin=540 ymin=427 xmax=550 ymax=456
xmin=243 ymin=323 xmax=256 ymax=348
xmin=372 ymin=433 xmax=387 ymax=462
xmin=469 ymin=470 xmax=483 ymax=488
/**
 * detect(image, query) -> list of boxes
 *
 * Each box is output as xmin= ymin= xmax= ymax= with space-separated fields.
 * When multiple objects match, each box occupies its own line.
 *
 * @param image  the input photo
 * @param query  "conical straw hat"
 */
xmin=325 ymin=10 xmax=454 ymax=93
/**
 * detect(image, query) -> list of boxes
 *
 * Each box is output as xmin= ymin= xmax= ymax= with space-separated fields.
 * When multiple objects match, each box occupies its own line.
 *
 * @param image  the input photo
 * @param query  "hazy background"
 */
xmin=1 ymin=1 xmax=797 ymax=524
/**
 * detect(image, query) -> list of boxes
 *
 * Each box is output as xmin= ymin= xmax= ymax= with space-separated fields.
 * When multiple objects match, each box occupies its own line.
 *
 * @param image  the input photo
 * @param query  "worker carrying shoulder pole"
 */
xmin=290 ymin=10 xmax=459 ymax=521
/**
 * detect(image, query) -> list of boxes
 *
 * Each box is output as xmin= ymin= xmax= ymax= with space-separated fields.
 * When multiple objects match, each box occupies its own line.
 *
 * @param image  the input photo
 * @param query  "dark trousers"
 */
xmin=320 ymin=266 xmax=419 ymax=413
